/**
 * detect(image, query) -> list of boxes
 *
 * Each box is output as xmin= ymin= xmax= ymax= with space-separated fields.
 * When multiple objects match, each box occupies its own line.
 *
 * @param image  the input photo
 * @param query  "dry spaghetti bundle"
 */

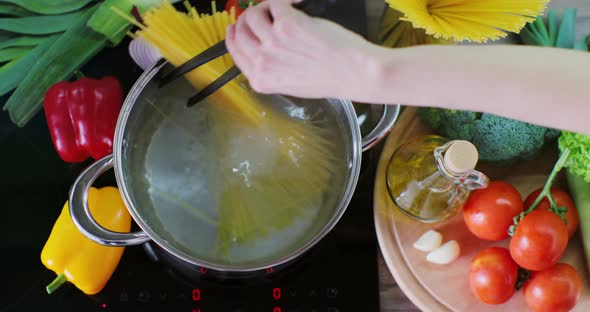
xmin=386 ymin=0 xmax=549 ymax=43
xmin=119 ymin=1 xmax=340 ymax=257
xmin=379 ymin=6 xmax=451 ymax=48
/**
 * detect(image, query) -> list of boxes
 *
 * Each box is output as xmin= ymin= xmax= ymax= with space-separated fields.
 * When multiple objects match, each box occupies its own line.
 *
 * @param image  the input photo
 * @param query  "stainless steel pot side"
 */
xmin=69 ymin=60 xmax=400 ymax=272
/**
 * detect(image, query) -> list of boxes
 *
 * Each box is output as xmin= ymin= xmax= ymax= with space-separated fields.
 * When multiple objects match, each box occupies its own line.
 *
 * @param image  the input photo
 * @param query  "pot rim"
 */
xmin=112 ymin=60 xmax=363 ymax=272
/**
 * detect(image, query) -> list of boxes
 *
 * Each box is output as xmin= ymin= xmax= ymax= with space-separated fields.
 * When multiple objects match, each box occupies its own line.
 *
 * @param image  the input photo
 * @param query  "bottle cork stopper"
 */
xmin=443 ymin=140 xmax=478 ymax=175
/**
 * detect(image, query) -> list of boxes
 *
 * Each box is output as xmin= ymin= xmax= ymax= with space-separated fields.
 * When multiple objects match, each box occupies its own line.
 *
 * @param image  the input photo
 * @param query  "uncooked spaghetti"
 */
xmin=386 ymin=0 xmax=550 ymax=43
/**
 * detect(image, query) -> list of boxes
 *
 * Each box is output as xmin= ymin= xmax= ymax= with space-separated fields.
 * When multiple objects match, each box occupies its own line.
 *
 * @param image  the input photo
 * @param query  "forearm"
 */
xmin=357 ymin=44 xmax=590 ymax=134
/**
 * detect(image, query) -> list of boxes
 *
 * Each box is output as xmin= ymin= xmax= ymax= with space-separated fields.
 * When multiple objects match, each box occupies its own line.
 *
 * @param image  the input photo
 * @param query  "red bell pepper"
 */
xmin=43 ymin=77 xmax=123 ymax=163
xmin=225 ymin=0 xmax=265 ymax=18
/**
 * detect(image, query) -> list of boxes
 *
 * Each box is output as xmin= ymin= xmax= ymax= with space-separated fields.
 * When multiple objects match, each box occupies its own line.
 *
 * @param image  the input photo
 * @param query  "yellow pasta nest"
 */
xmin=386 ymin=0 xmax=550 ymax=43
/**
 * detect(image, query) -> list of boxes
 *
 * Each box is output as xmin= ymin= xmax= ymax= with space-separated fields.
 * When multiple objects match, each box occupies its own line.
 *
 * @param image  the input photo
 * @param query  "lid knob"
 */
xmin=443 ymin=140 xmax=479 ymax=176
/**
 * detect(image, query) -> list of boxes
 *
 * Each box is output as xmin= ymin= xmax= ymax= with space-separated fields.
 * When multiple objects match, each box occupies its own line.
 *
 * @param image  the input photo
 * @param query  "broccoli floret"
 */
xmin=558 ymin=131 xmax=590 ymax=183
xmin=419 ymin=108 xmax=560 ymax=165
xmin=418 ymin=108 xmax=478 ymax=140
xmin=472 ymin=114 xmax=546 ymax=163
xmin=418 ymin=107 xmax=442 ymax=129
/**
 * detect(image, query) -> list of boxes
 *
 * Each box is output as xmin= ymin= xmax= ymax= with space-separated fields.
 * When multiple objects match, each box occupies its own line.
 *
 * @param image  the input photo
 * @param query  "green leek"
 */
xmin=0 ymin=35 xmax=56 ymax=96
xmin=555 ymin=8 xmax=577 ymax=48
xmin=87 ymin=0 xmax=134 ymax=45
xmin=0 ymin=46 xmax=29 ymax=62
xmin=87 ymin=0 xmax=183 ymax=45
xmin=3 ymin=5 xmax=105 ymax=126
xmin=0 ymin=3 xmax=35 ymax=16
xmin=0 ymin=8 xmax=91 ymax=35
xmin=0 ymin=0 xmax=95 ymax=15
xmin=566 ymin=171 xmax=590 ymax=273
xmin=0 ymin=31 xmax=12 ymax=42
xmin=0 ymin=36 xmax=46 ymax=50
xmin=519 ymin=8 xmax=588 ymax=51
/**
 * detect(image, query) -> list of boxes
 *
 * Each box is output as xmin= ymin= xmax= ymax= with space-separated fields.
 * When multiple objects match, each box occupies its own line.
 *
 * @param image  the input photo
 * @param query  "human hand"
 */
xmin=225 ymin=0 xmax=380 ymax=100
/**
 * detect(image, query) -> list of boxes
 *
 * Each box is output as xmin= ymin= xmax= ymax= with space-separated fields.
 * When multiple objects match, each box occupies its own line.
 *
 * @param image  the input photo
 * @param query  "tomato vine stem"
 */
xmin=508 ymin=148 xmax=571 ymax=236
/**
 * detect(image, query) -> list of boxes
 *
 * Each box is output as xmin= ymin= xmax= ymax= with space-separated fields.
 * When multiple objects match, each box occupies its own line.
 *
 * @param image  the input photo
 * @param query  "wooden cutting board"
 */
xmin=373 ymin=107 xmax=590 ymax=312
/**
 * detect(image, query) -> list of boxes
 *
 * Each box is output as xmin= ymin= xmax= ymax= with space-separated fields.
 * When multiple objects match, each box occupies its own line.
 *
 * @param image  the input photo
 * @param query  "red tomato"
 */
xmin=509 ymin=210 xmax=568 ymax=271
xmin=524 ymin=188 xmax=579 ymax=238
xmin=225 ymin=0 xmax=265 ymax=18
xmin=469 ymin=247 xmax=518 ymax=304
xmin=524 ymin=263 xmax=582 ymax=312
xmin=463 ymin=181 xmax=523 ymax=241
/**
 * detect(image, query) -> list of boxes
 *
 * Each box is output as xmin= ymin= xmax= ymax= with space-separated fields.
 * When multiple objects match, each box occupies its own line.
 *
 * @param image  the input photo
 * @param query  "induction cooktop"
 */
xmin=0 ymin=1 xmax=381 ymax=311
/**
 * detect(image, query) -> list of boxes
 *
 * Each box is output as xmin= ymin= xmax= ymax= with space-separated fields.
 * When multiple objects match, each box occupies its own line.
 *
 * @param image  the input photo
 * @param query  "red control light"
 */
xmin=273 ymin=307 xmax=282 ymax=312
xmin=192 ymin=289 xmax=201 ymax=301
xmin=273 ymin=287 xmax=281 ymax=300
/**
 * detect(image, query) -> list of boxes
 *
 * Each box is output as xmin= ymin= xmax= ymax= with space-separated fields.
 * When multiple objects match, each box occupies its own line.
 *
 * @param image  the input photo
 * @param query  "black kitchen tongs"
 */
xmin=158 ymin=0 xmax=336 ymax=107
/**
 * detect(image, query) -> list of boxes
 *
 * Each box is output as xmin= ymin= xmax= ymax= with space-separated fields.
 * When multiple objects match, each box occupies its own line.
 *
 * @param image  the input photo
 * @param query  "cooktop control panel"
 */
xmin=81 ymin=240 xmax=373 ymax=312
xmin=97 ymin=286 xmax=345 ymax=312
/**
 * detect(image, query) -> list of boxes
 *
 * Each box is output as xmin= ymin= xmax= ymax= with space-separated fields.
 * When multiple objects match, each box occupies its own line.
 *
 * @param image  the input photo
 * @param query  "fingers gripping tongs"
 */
xmin=158 ymin=0 xmax=336 ymax=107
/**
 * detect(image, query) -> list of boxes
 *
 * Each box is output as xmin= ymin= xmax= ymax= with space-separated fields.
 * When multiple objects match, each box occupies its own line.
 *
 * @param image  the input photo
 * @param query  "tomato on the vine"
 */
xmin=524 ymin=188 xmax=579 ymax=238
xmin=509 ymin=210 xmax=568 ymax=271
xmin=225 ymin=0 xmax=265 ymax=18
xmin=469 ymin=247 xmax=518 ymax=304
xmin=463 ymin=181 xmax=523 ymax=241
xmin=523 ymin=263 xmax=582 ymax=312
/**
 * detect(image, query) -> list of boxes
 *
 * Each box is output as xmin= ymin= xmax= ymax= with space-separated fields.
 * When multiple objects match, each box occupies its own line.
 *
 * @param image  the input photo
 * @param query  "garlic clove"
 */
xmin=413 ymin=229 xmax=443 ymax=252
xmin=426 ymin=240 xmax=460 ymax=265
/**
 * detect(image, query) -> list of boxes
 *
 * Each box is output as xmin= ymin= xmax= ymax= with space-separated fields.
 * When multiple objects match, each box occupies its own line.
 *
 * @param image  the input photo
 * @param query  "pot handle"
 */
xmin=69 ymin=154 xmax=151 ymax=246
xmin=361 ymin=104 xmax=400 ymax=151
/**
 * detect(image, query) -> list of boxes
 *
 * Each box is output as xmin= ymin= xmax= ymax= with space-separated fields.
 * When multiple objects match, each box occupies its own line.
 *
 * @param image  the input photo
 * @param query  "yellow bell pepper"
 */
xmin=41 ymin=186 xmax=131 ymax=295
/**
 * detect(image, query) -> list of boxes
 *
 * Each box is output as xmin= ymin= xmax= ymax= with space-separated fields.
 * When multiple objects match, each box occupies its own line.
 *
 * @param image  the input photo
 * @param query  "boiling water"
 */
xmin=141 ymin=85 xmax=349 ymax=266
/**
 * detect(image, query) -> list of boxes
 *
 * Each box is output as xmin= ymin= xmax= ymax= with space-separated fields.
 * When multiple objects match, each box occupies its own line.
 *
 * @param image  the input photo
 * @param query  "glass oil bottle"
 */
xmin=386 ymin=135 xmax=489 ymax=223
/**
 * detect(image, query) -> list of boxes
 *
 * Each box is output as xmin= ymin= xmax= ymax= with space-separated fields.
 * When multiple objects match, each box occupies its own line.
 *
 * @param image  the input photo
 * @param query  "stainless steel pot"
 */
xmin=69 ymin=61 xmax=399 ymax=273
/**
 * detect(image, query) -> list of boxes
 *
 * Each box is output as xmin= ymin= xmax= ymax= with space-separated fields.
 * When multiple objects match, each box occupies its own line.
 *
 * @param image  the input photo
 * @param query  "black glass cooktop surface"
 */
xmin=0 ymin=1 xmax=380 ymax=311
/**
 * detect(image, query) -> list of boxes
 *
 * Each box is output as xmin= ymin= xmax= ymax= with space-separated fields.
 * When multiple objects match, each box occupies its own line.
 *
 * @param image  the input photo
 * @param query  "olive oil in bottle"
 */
xmin=386 ymin=135 xmax=489 ymax=223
